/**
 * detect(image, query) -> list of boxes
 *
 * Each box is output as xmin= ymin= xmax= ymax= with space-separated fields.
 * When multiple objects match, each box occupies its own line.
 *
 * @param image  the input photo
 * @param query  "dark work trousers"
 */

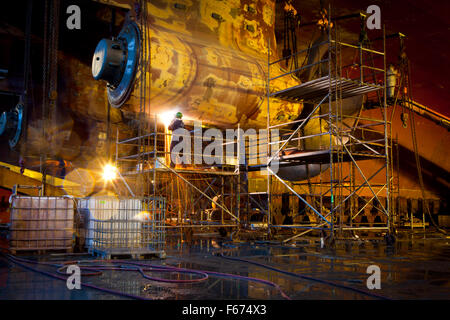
xmin=168 ymin=119 xmax=185 ymax=168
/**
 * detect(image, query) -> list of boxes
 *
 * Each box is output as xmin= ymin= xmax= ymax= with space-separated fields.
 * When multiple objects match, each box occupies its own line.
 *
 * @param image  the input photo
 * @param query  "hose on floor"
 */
xmin=215 ymin=243 xmax=391 ymax=300
xmin=2 ymin=254 xmax=291 ymax=300
xmin=3 ymin=254 xmax=149 ymax=300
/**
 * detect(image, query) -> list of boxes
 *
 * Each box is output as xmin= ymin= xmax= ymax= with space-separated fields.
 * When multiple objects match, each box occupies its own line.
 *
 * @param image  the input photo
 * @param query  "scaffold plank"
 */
xmin=271 ymin=75 xmax=382 ymax=102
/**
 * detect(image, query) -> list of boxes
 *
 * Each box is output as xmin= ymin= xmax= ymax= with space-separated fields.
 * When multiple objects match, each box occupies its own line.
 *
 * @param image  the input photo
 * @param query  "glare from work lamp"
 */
xmin=102 ymin=163 xmax=118 ymax=182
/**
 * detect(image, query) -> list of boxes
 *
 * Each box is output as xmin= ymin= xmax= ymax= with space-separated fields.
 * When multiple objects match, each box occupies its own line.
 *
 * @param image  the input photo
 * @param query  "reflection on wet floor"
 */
xmin=0 ymin=233 xmax=449 ymax=300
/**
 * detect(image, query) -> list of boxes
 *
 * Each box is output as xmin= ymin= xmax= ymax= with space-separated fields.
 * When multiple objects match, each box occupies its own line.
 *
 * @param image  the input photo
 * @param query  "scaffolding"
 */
xmin=114 ymin=118 xmax=242 ymax=233
xmin=260 ymin=13 xmax=392 ymax=241
xmin=110 ymin=7 xmax=393 ymax=242
xmin=110 ymin=5 xmax=241 ymax=240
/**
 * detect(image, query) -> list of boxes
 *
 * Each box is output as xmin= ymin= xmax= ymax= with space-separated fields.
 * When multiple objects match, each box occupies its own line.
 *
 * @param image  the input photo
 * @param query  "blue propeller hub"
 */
xmin=92 ymin=21 xmax=140 ymax=108
xmin=0 ymin=103 xmax=23 ymax=148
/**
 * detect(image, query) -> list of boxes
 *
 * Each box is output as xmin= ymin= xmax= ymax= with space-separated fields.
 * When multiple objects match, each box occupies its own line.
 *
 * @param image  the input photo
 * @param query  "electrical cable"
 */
xmin=8 ymin=254 xmax=209 ymax=284
xmin=215 ymin=243 xmax=391 ymax=300
xmin=2 ymin=254 xmax=291 ymax=300
xmin=3 ymin=254 xmax=150 ymax=300
xmin=121 ymin=259 xmax=291 ymax=300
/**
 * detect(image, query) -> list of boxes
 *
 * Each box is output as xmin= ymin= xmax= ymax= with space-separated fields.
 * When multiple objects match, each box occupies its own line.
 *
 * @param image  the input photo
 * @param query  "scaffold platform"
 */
xmin=121 ymin=166 xmax=239 ymax=177
xmin=247 ymin=149 xmax=386 ymax=171
xmin=271 ymin=75 xmax=383 ymax=102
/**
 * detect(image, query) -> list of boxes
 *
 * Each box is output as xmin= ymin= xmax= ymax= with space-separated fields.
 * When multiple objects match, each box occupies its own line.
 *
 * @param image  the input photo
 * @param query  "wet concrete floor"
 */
xmin=0 ymin=232 xmax=449 ymax=300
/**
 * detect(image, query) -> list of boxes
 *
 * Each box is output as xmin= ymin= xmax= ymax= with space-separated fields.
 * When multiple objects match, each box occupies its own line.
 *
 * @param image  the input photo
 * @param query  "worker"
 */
xmin=58 ymin=158 xmax=66 ymax=178
xmin=168 ymin=112 xmax=185 ymax=168
xmin=19 ymin=157 xmax=25 ymax=175
xmin=386 ymin=64 xmax=398 ymax=100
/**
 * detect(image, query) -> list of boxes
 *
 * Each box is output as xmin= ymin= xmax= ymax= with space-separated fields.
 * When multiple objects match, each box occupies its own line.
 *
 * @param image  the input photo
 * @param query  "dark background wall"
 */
xmin=293 ymin=0 xmax=450 ymax=117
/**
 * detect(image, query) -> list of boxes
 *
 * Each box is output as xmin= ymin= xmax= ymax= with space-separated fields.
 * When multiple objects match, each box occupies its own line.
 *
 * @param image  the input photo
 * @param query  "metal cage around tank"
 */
xmin=77 ymin=196 xmax=166 ymax=259
xmin=9 ymin=195 xmax=74 ymax=253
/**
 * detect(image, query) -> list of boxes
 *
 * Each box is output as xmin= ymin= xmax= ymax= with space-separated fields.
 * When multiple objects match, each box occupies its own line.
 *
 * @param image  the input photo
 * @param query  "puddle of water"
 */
xmin=0 ymin=234 xmax=449 ymax=299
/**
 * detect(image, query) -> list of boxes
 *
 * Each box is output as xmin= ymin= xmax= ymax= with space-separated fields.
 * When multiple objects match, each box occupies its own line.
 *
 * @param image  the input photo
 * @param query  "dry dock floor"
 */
xmin=0 ymin=232 xmax=449 ymax=300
